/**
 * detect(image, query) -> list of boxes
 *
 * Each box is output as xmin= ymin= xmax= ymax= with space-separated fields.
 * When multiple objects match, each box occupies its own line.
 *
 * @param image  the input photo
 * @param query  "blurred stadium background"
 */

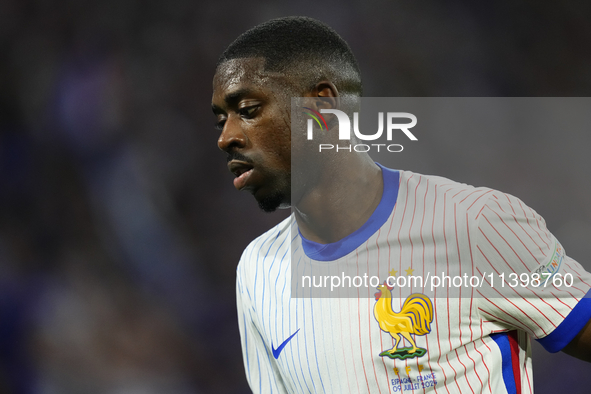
xmin=1 ymin=0 xmax=591 ymax=393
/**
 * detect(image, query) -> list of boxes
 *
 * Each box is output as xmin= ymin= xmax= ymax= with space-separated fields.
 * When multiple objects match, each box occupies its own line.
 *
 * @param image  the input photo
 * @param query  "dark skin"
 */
xmin=563 ymin=318 xmax=591 ymax=361
xmin=213 ymin=58 xmax=293 ymax=212
xmin=213 ymin=57 xmax=382 ymax=243
xmin=212 ymin=57 xmax=591 ymax=362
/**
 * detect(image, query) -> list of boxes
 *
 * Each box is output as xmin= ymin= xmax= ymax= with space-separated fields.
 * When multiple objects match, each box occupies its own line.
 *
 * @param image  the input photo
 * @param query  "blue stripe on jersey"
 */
xmin=242 ymin=313 xmax=250 ymax=383
xmin=309 ymin=293 xmax=327 ymax=393
xmin=283 ymin=229 xmax=300 ymax=393
xmin=490 ymin=332 xmax=517 ymax=394
xmin=536 ymin=288 xmax=591 ymax=352
xmin=276 ymin=231 xmax=297 ymax=392
xmin=294 ymin=254 xmax=312 ymax=393
xmin=255 ymin=345 xmax=262 ymax=392
xmin=273 ymin=233 xmax=290 ymax=345
xmin=301 ymin=259 xmax=318 ymax=393
xmin=247 ymin=235 xmax=265 ymax=310
xmin=299 ymin=163 xmax=399 ymax=261
xmin=259 ymin=228 xmax=282 ymax=335
xmin=256 ymin=329 xmax=276 ymax=391
xmin=268 ymin=230 xmax=289 ymax=345
xmin=281 ymin=238 xmax=299 ymax=393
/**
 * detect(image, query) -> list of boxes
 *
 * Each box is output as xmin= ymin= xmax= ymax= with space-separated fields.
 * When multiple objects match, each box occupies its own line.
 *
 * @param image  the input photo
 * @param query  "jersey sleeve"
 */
xmin=474 ymin=191 xmax=591 ymax=351
xmin=236 ymin=265 xmax=288 ymax=393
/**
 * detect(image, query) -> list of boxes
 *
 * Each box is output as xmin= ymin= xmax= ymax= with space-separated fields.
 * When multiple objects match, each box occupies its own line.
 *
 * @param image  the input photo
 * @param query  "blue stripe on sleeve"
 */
xmin=536 ymin=289 xmax=591 ymax=353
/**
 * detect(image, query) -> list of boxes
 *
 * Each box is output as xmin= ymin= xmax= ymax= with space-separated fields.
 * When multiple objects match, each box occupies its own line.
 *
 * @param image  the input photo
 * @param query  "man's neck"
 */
xmin=293 ymin=155 xmax=383 ymax=244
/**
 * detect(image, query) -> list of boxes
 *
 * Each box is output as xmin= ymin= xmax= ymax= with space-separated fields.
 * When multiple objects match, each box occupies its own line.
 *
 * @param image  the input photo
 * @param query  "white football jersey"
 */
xmin=236 ymin=164 xmax=591 ymax=393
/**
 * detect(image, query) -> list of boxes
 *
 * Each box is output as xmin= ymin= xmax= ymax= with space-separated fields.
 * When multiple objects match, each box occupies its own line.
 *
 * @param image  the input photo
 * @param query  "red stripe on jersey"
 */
xmin=373 ymin=229 xmax=393 ymax=394
xmin=462 ymin=346 xmax=480 ymax=392
xmin=464 ymin=189 xmax=493 ymax=211
xmin=415 ymin=180 xmax=435 ymax=393
xmin=477 ymin=318 xmax=494 ymax=394
xmin=478 ymin=306 xmax=531 ymax=334
xmin=363 ymin=243 xmax=384 ymax=394
xmin=453 ymin=204 xmax=480 ymax=389
xmin=478 ymin=215 xmax=564 ymax=318
xmin=397 ymin=175 xmax=413 ymax=302
xmin=481 ymin=213 xmax=530 ymax=271
xmin=519 ymin=331 xmax=532 ymax=393
xmin=564 ymin=258 xmax=584 ymax=276
xmin=550 ymin=289 xmax=577 ymax=308
xmin=466 ymin=213 xmax=475 ymax=342
xmin=474 ymin=341 xmax=492 ymax=393
xmin=420 ymin=180 xmax=429 ymax=292
xmin=385 ymin=181 xmax=400 ymax=273
xmin=458 ymin=189 xmax=476 ymax=204
xmin=523 ymin=201 xmax=552 ymax=250
xmin=464 ymin=212 xmax=485 ymax=389
xmin=563 ymin=260 xmax=591 ymax=291
xmin=549 ymin=291 xmax=570 ymax=314
xmin=496 ymin=198 xmax=547 ymax=256
xmin=478 ymin=323 xmax=493 ymax=392
xmin=476 ymin=248 xmax=548 ymax=332
xmin=355 ymin=250 xmax=372 ymax=393
xmin=477 ymin=238 xmax=557 ymax=329
xmin=476 ymin=264 xmax=562 ymax=329
xmin=443 ymin=193 xmax=452 ymax=355
xmin=508 ymin=331 xmax=522 ymax=394
xmin=486 ymin=285 xmax=549 ymax=335
xmin=478 ymin=229 xmax=517 ymax=274
xmin=503 ymin=194 xmax=517 ymax=215
xmin=445 ymin=353 xmax=463 ymax=393
xmin=347 ymin=298 xmax=361 ymax=393
xmin=477 ymin=237 xmax=566 ymax=324
xmin=408 ymin=177 xmax=422 ymax=270
xmin=338 ymin=298 xmax=353 ymax=393
xmin=451 ymin=190 xmax=464 ymax=199
xmin=476 ymin=205 xmax=487 ymax=220
xmin=488 ymin=200 xmax=541 ymax=263
xmin=432 ymin=186 xmax=451 ymax=394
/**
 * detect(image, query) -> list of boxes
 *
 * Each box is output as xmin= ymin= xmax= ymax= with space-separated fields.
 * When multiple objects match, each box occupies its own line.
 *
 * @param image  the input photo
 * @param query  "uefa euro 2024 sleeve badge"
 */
xmin=374 ymin=281 xmax=434 ymax=360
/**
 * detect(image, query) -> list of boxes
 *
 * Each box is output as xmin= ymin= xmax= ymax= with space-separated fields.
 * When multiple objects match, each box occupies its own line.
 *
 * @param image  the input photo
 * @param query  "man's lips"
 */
xmin=228 ymin=160 xmax=254 ymax=190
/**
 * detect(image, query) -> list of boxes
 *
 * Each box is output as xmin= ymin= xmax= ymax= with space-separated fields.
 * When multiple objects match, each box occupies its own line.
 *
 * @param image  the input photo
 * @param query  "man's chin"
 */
xmin=256 ymin=193 xmax=289 ymax=213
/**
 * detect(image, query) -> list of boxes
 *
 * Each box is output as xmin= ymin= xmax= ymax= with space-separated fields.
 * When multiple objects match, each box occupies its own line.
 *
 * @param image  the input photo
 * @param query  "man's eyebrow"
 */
xmin=211 ymin=88 xmax=255 ymax=114
xmin=211 ymin=103 xmax=223 ymax=114
xmin=224 ymin=88 xmax=254 ymax=106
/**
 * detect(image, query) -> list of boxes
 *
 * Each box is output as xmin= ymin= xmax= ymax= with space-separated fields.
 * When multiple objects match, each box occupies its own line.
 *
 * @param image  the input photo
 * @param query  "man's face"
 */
xmin=212 ymin=58 xmax=293 ymax=212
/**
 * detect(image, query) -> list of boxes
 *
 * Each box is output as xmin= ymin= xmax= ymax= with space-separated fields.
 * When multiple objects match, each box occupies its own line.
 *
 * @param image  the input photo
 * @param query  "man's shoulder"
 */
xmin=237 ymin=214 xmax=293 ymax=277
xmin=397 ymin=169 xmax=497 ymax=213
xmin=396 ymin=169 xmax=546 ymax=232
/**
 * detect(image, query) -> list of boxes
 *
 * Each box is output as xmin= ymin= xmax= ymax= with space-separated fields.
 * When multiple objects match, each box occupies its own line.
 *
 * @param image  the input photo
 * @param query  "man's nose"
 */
xmin=217 ymin=118 xmax=247 ymax=152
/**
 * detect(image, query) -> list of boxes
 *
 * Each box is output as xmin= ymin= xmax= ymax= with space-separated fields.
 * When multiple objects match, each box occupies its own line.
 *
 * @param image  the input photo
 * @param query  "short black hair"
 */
xmin=217 ymin=16 xmax=362 ymax=96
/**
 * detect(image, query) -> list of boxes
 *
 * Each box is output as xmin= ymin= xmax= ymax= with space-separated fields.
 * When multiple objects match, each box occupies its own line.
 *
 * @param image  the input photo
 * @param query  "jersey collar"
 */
xmin=298 ymin=163 xmax=399 ymax=261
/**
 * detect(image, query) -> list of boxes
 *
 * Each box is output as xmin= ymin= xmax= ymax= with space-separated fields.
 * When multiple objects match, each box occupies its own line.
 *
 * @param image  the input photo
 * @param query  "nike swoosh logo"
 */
xmin=271 ymin=329 xmax=300 ymax=359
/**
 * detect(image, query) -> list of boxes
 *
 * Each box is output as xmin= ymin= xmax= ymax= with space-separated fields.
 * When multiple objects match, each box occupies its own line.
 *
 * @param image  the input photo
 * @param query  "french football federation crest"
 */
xmin=374 ymin=281 xmax=434 ymax=360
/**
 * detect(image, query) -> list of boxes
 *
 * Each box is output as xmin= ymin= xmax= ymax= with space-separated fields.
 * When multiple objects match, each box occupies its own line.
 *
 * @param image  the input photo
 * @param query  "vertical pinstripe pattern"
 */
xmin=236 ymin=168 xmax=591 ymax=393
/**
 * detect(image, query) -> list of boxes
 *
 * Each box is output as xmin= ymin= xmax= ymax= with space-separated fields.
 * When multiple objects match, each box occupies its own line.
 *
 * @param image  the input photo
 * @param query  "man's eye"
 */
xmin=215 ymin=118 xmax=226 ymax=130
xmin=239 ymin=106 xmax=258 ymax=118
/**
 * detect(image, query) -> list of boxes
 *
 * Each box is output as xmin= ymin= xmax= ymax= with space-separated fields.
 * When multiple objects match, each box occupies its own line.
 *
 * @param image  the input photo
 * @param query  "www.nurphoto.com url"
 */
xmin=301 ymin=272 xmax=574 ymax=292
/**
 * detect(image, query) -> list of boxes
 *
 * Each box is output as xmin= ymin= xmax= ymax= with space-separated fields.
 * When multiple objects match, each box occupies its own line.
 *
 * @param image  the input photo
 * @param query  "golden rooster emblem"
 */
xmin=374 ymin=281 xmax=434 ymax=360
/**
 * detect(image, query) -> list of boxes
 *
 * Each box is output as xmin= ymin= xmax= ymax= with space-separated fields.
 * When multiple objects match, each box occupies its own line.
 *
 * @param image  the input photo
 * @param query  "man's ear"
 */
xmin=309 ymin=81 xmax=339 ymax=112
xmin=307 ymin=81 xmax=339 ymax=128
